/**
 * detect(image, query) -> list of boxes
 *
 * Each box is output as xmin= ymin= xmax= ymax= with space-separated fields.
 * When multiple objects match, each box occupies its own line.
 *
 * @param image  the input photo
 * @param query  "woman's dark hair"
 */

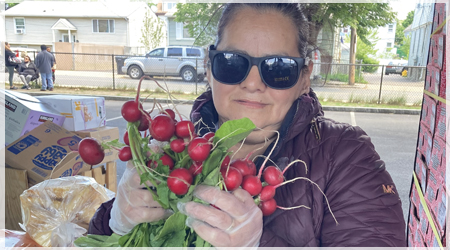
xmin=215 ymin=3 xmax=310 ymax=58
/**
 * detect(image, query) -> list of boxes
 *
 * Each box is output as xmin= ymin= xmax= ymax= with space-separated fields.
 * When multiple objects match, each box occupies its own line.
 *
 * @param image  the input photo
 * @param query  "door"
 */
xmin=145 ymin=48 xmax=165 ymax=74
xmin=62 ymin=34 xmax=76 ymax=42
xmin=165 ymin=47 xmax=183 ymax=75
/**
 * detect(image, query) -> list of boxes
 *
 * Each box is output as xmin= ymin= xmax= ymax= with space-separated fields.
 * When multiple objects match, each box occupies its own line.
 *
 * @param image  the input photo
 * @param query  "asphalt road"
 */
xmin=105 ymin=100 xmax=419 ymax=224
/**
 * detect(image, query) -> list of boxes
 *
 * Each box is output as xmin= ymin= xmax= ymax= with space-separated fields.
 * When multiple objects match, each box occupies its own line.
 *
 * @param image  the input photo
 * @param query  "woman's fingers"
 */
xmin=178 ymin=202 xmax=233 ymax=231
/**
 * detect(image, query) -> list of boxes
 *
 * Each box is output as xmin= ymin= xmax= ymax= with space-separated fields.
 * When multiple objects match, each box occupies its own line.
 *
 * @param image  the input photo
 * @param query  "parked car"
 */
xmin=385 ymin=61 xmax=408 ymax=75
xmin=122 ymin=46 xmax=206 ymax=82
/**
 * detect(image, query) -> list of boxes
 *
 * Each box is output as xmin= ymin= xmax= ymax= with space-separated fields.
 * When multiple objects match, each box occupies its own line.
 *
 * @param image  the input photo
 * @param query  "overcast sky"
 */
xmin=389 ymin=0 xmax=419 ymax=20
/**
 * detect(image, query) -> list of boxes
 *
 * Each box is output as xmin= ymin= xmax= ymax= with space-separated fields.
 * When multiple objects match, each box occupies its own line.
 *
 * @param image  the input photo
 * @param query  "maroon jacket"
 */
xmin=89 ymin=89 xmax=406 ymax=247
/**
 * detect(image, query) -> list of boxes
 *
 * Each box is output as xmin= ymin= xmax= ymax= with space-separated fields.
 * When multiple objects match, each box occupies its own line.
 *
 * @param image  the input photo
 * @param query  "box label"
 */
xmin=32 ymin=145 xmax=68 ymax=171
xmin=7 ymin=135 xmax=41 ymax=155
xmin=5 ymin=100 xmax=17 ymax=112
xmin=38 ymin=115 xmax=54 ymax=122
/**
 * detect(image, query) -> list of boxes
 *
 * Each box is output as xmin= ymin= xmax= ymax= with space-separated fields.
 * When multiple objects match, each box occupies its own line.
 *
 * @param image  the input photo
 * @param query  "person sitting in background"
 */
xmin=17 ymin=55 xmax=39 ymax=90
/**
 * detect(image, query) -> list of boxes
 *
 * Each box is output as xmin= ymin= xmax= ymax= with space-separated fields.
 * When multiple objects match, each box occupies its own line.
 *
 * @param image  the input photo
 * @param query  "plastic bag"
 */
xmin=19 ymin=176 xmax=115 ymax=247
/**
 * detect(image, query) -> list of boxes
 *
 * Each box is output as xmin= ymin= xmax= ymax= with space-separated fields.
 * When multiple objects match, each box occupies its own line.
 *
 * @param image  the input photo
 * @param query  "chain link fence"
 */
xmin=11 ymin=52 xmax=426 ymax=105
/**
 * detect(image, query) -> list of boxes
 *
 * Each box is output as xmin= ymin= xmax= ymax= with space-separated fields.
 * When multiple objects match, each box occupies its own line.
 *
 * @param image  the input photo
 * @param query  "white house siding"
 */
xmin=407 ymin=1 xmax=434 ymax=80
xmin=6 ymin=17 xmax=55 ymax=49
xmin=374 ymin=22 xmax=397 ymax=57
xmin=167 ymin=19 xmax=194 ymax=46
xmin=6 ymin=16 xmax=128 ymax=49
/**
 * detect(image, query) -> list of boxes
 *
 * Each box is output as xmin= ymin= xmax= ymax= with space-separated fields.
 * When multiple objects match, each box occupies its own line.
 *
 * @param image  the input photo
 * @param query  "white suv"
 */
xmin=122 ymin=46 xmax=206 ymax=82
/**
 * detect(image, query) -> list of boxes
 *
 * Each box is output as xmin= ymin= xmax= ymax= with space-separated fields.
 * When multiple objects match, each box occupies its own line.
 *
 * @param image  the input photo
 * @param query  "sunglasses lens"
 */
xmin=261 ymin=58 xmax=299 ymax=89
xmin=212 ymin=53 xmax=249 ymax=84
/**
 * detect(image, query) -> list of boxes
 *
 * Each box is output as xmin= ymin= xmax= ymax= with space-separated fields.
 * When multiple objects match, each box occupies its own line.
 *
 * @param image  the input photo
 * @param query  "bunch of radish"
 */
xmin=75 ymin=76 xmax=334 ymax=248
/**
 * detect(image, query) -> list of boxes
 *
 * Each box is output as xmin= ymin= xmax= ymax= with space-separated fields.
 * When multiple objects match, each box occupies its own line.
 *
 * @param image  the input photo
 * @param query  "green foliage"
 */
xmin=140 ymin=10 xmax=165 ymax=52
xmin=397 ymin=36 xmax=411 ymax=59
xmin=355 ymin=31 xmax=379 ymax=73
xmin=402 ymin=10 xmax=415 ymax=28
xmin=395 ymin=19 xmax=406 ymax=45
xmin=174 ymin=3 xmax=223 ymax=46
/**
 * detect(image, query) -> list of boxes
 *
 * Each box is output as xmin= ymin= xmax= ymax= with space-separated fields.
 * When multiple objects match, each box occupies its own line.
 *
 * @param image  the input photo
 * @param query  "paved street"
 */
xmin=104 ymin=100 xmax=420 ymax=224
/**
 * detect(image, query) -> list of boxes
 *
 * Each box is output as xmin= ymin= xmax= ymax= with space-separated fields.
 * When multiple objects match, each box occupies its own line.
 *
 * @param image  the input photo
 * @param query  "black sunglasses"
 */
xmin=208 ymin=45 xmax=307 ymax=90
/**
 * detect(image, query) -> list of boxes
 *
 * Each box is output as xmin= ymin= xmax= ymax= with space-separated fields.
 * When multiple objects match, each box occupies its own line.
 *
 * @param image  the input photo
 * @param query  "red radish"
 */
xmin=260 ymin=185 xmax=276 ymax=201
xmin=170 ymin=138 xmax=186 ymax=153
xmin=123 ymin=131 xmax=129 ymax=146
xmin=220 ymin=155 xmax=231 ymax=170
xmin=175 ymin=120 xmax=195 ymax=138
xmin=118 ymin=146 xmax=132 ymax=162
xmin=188 ymin=161 xmax=203 ymax=176
xmin=259 ymin=198 xmax=277 ymax=216
xmin=150 ymin=114 xmax=175 ymax=141
xmin=220 ymin=167 xmax=243 ymax=191
xmin=167 ymin=168 xmax=193 ymax=195
xmin=138 ymin=112 xmax=150 ymax=131
xmin=147 ymin=154 xmax=175 ymax=170
xmin=231 ymin=159 xmax=256 ymax=177
xmin=203 ymin=132 xmax=215 ymax=142
xmin=160 ymin=109 xmax=176 ymax=120
xmin=78 ymin=137 xmax=105 ymax=165
xmin=187 ymin=137 xmax=211 ymax=162
xmin=241 ymin=175 xmax=262 ymax=196
xmin=121 ymin=100 xmax=142 ymax=122
xmin=263 ymin=166 xmax=284 ymax=186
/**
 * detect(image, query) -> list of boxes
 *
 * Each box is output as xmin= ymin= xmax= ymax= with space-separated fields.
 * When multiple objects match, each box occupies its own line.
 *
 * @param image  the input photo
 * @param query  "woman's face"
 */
xmin=24 ymin=57 xmax=30 ymax=62
xmin=209 ymin=8 xmax=312 ymax=142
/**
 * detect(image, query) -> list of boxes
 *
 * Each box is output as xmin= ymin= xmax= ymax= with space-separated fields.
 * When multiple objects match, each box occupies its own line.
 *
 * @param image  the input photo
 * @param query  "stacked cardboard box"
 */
xmin=408 ymin=3 xmax=447 ymax=247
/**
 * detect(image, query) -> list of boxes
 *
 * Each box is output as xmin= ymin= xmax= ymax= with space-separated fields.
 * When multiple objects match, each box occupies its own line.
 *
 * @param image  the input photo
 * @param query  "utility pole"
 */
xmin=349 ymin=26 xmax=357 ymax=85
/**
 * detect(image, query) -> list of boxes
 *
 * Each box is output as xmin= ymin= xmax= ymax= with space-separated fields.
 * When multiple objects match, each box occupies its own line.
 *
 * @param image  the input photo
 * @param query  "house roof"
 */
xmin=5 ymin=1 xmax=149 ymax=18
xmin=51 ymin=18 xmax=77 ymax=30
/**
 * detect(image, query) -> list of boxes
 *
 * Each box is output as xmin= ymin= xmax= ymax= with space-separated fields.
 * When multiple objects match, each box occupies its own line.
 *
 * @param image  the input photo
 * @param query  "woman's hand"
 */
xmin=178 ymin=185 xmax=263 ymax=247
xmin=109 ymin=161 xmax=173 ymax=235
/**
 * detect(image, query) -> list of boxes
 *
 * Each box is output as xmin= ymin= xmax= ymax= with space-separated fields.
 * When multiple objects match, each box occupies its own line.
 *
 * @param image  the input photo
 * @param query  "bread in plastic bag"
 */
xmin=19 ymin=175 xmax=115 ymax=247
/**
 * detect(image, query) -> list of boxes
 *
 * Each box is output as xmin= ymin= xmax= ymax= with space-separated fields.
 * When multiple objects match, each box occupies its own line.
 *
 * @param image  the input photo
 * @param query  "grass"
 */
xmin=318 ymin=93 xmax=421 ymax=109
xmin=321 ymin=72 xmax=368 ymax=84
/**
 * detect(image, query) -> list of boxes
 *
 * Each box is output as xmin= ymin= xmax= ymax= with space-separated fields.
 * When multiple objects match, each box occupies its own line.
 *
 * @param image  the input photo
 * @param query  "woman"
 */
xmin=5 ymin=42 xmax=18 ymax=89
xmin=17 ymin=55 xmax=39 ymax=90
xmin=89 ymin=3 xmax=406 ymax=247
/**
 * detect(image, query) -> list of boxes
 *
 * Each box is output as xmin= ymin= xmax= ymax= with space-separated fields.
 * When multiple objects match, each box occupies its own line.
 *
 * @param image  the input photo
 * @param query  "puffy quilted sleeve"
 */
xmin=88 ymin=198 xmax=114 ymax=236
xmin=320 ymin=126 xmax=406 ymax=247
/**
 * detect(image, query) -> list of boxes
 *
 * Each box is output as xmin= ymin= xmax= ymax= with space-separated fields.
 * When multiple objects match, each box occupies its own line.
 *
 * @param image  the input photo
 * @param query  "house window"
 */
xmin=167 ymin=48 xmax=182 ymax=57
xmin=164 ymin=3 xmax=176 ymax=11
xmin=387 ymin=42 xmax=392 ymax=48
xmin=62 ymin=34 xmax=76 ymax=43
xmin=14 ymin=18 xmax=25 ymax=34
xmin=176 ymin=22 xmax=192 ymax=39
xmin=388 ymin=24 xmax=394 ymax=32
xmin=93 ymin=19 xmax=115 ymax=33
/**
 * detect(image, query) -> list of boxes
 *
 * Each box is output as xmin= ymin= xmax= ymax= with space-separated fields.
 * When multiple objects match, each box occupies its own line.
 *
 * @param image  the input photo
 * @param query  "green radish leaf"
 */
xmin=176 ymin=154 xmax=191 ymax=169
xmin=155 ymin=212 xmax=186 ymax=240
xmin=214 ymin=117 xmax=256 ymax=149
xmin=156 ymin=183 xmax=170 ymax=209
xmin=195 ymin=235 xmax=205 ymax=247
xmin=202 ymin=149 xmax=222 ymax=176
xmin=202 ymin=166 xmax=220 ymax=187
xmin=162 ymin=228 xmax=186 ymax=247
xmin=74 ymin=234 xmax=120 ymax=247
xmin=101 ymin=139 xmax=125 ymax=150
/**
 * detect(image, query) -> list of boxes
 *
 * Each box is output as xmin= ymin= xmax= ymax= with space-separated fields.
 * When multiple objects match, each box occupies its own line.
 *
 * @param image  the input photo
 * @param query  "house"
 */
xmin=407 ymin=1 xmax=434 ymax=80
xmin=154 ymin=2 xmax=195 ymax=47
xmin=5 ymin=1 xmax=159 ymax=55
xmin=373 ymin=22 xmax=397 ymax=57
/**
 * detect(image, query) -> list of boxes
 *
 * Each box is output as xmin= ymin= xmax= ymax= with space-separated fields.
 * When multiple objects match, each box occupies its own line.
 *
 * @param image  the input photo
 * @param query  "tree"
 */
xmin=139 ymin=9 xmax=165 ymax=52
xmin=395 ymin=19 xmax=405 ymax=45
xmin=356 ymin=30 xmax=380 ymax=72
xmin=397 ymin=36 xmax=411 ymax=59
xmin=402 ymin=10 xmax=415 ymax=28
xmin=5 ymin=3 xmax=19 ymax=10
xmin=174 ymin=3 xmax=223 ymax=46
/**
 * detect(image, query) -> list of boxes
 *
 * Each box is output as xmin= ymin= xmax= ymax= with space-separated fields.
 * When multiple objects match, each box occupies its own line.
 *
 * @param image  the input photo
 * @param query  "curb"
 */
xmin=28 ymin=92 xmax=420 ymax=115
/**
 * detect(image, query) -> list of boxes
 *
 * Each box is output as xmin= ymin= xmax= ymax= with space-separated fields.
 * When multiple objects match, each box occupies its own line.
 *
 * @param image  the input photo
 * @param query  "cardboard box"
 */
xmin=36 ymin=95 xmax=106 ymax=131
xmin=440 ymin=53 xmax=446 ymax=98
xmin=5 ymin=167 xmax=28 ymax=230
xmin=417 ymin=122 xmax=433 ymax=166
xmin=73 ymin=126 xmax=120 ymax=165
xmin=3 ymin=90 xmax=65 ymax=146
xmin=415 ymin=154 xmax=427 ymax=191
xmin=431 ymin=186 xmax=447 ymax=235
xmin=411 ymin=182 xmax=421 ymax=208
xmin=5 ymin=121 xmax=89 ymax=186
xmin=429 ymin=136 xmax=445 ymax=185
xmin=426 ymin=65 xmax=440 ymax=96
xmin=421 ymin=94 xmax=437 ymax=137
xmin=434 ymin=102 xmax=446 ymax=141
